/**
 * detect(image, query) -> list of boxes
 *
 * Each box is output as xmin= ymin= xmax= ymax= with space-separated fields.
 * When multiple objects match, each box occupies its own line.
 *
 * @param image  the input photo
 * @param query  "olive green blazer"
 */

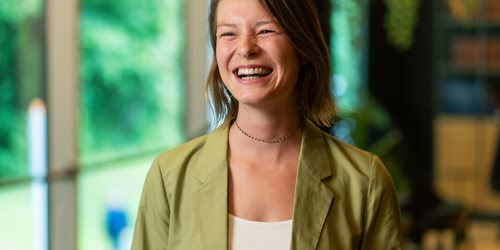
xmin=132 ymin=119 xmax=403 ymax=250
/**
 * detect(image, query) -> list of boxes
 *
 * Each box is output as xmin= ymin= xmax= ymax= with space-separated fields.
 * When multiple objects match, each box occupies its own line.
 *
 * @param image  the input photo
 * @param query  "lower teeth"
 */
xmin=241 ymin=76 xmax=261 ymax=80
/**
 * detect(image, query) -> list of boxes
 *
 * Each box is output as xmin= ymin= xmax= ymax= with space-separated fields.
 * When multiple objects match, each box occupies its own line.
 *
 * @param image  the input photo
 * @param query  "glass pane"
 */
xmin=78 ymin=154 xmax=153 ymax=250
xmin=0 ymin=182 xmax=47 ymax=250
xmin=0 ymin=0 xmax=45 ymax=182
xmin=0 ymin=1 xmax=47 ymax=249
xmin=0 ymin=184 xmax=32 ymax=249
xmin=78 ymin=0 xmax=185 ymax=249
xmin=78 ymin=0 xmax=185 ymax=166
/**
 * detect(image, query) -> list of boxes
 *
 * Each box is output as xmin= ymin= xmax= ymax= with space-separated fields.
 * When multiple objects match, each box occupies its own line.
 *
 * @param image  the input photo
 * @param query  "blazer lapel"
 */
xmin=290 ymin=119 xmax=335 ymax=250
xmin=191 ymin=125 xmax=229 ymax=250
xmin=187 ymin=120 xmax=335 ymax=249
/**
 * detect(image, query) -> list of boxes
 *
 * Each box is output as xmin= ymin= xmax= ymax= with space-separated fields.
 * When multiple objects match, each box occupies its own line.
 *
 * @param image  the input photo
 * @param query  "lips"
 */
xmin=234 ymin=66 xmax=273 ymax=80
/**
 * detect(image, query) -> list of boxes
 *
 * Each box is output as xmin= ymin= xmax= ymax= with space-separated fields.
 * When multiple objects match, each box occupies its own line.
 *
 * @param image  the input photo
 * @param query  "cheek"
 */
xmin=215 ymin=45 xmax=233 ymax=87
xmin=216 ymin=42 xmax=232 ymax=68
xmin=277 ymin=53 xmax=300 ymax=75
xmin=215 ymin=49 xmax=224 ymax=69
xmin=267 ymin=40 xmax=299 ymax=69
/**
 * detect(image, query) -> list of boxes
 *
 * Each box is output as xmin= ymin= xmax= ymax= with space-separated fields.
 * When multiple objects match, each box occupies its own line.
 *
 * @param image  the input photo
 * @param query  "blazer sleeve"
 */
xmin=131 ymin=159 xmax=170 ymax=250
xmin=360 ymin=156 xmax=404 ymax=250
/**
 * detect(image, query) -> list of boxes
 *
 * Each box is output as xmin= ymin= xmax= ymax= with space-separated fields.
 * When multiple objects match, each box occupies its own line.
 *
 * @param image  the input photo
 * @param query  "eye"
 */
xmin=219 ymin=32 xmax=236 ymax=38
xmin=259 ymin=30 xmax=275 ymax=35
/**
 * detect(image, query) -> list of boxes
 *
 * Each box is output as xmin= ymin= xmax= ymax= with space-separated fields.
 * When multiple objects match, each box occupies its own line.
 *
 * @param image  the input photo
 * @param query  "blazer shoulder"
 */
xmin=324 ymin=131 xmax=377 ymax=160
xmin=321 ymin=130 xmax=383 ymax=179
xmin=154 ymin=133 xmax=210 ymax=173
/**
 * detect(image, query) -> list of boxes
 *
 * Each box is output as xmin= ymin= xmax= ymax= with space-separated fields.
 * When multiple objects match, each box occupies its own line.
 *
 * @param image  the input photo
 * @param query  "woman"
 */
xmin=132 ymin=0 xmax=403 ymax=249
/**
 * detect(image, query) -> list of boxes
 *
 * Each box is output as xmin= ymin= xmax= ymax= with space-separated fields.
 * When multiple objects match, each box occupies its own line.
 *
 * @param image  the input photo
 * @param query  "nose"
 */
xmin=237 ymin=34 xmax=259 ymax=58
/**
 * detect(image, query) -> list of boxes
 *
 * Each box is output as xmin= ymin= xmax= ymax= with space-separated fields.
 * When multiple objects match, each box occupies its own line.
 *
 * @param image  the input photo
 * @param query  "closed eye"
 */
xmin=220 ymin=32 xmax=236 ymax=37
xmin=259 ymin=30 xmax=275 ymax=34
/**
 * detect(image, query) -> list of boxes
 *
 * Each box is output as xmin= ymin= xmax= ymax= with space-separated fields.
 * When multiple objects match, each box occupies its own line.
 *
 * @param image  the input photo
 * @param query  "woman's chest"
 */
xmin=228 ymin=163 xmax=298 ymax=221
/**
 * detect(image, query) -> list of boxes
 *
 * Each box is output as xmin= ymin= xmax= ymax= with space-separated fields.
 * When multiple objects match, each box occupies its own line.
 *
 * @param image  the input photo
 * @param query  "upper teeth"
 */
xmin=237 ymin=67 xmax=271 ymax=76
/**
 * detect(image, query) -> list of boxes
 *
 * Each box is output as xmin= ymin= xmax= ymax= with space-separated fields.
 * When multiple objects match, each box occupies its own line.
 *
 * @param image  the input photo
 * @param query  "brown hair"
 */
xmin=206 ymin=0 xmax=337 ymax=128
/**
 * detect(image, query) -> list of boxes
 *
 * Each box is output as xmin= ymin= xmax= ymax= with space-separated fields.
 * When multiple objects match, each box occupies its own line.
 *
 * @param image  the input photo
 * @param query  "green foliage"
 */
xmin=0 ymin=0 xmax=43 ymax=181
xmin=383 ymin=0 xmax=421 ymax=52
xmin=0 ymin=0 xmax=41 ymax=23
xmin=330 ymin=0 xmax=411 ymax=191
xmin=353 ymin=96 xmax=409 ymax=192
xmin=79 ymin=0 xmax=185 ymax=165
xmin=330 ymin=0 xmax=369 ymax=112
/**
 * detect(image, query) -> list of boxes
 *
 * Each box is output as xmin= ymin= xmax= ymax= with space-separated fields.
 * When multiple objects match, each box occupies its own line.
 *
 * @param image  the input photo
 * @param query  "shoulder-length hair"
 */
xmin=206 ymin=0 xmax=337 ymax=128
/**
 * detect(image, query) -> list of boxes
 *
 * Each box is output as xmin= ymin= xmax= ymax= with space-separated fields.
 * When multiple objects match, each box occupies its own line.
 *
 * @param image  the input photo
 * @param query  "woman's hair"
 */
xmin=206 ymin=0 xmax=337 ymax=128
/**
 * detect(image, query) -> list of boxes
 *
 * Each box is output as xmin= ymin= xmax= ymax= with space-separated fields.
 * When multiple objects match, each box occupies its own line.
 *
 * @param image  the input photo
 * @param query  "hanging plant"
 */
xmin=383 ymin=0 xmax=421 ymax=52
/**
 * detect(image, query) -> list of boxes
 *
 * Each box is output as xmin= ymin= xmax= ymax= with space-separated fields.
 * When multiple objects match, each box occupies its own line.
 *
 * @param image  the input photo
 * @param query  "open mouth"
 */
xmin=235 ymin=67 xmax=273 ymax=80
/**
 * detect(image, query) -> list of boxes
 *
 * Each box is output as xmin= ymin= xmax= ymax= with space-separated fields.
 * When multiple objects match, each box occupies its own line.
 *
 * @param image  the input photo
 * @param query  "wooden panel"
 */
xmin=434 ymin=115 xmax=500 ymax=213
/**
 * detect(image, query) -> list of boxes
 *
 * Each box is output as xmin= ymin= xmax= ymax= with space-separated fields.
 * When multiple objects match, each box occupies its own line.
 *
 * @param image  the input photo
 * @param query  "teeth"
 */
xmin=237 ymin=67 xmax=271 ymax=77
xmin=241 ymin=76 xmax=260 ymax=80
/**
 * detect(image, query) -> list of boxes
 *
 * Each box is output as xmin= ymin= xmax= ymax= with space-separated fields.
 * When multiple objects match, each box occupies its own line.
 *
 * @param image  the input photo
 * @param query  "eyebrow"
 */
xmin=217 ymin=23 xmax=237 ymax=28
xmin=256 ymin=21 xmax=274 ymax=27
xmin=216 ymin=21 xmax=275 ymax=29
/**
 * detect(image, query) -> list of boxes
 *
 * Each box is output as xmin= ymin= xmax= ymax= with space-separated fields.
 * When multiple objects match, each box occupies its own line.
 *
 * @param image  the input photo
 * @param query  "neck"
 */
xmin=234 ymin=106 xmax=302 ymax=142
xmin=235 ymin=119 xmax=300 ymax=144
xmin=228 ymin=111 xmax=300 ymax=161
xmin=227 ymin=105 xmax=304 ymax=170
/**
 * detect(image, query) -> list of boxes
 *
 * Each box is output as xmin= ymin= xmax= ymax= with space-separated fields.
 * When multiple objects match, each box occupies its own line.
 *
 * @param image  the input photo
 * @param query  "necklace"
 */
xmin=234 ymin=119 xmax=300 ymax=144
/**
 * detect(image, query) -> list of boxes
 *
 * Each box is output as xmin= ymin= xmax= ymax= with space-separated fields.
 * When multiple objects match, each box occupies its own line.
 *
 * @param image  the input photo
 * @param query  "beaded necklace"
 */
xmin=234 ymin=119 xmax=300 ymax=144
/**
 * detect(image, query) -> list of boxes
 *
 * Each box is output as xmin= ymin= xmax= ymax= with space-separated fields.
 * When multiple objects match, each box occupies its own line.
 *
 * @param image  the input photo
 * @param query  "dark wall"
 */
xmin=312 ymin=0 xmax=436 ymax=195
xmin=368 ymin=1 xmax=435 ymax=192
xmin=313 ymin=0 xmax=331 ymax=47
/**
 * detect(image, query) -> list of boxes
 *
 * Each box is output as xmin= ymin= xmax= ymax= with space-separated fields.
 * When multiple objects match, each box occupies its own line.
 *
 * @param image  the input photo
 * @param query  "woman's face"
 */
xmin=215 ymin=0 xmax=300 ymax=108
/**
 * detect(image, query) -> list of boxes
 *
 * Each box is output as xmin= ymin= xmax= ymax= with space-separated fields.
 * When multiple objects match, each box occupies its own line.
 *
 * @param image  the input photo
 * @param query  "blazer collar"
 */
xmin=290 ymin=118 xmax=335 ymax=250
xmin=191 ymin=118 xmax=333 ymax=181
xmin=191 ymin=124 xmax=229 ymax=183
xmin=297 ymin=118 xmax=334 ymax=180
xmin=190 ymin=119 xmax=335 ymax=250
xmin=191 ymin=124 xmax=230 ymax=249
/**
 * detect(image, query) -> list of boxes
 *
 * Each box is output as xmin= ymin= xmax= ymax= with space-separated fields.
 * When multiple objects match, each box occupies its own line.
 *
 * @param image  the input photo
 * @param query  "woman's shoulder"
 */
xmin=153 ymin=125 xmax=228 ymax=174
xmin=157 ymin=133 xmax=208 ymax=160
xmin=314 ymin=129 xmax=396 ymax=195
xmin=314 ymin=126 xmax=388 ymax=180
xmin=305 ymin=120 xmax=377 ymax=166
xmin=324 ymin=132 xmax=377 ymax=162
xmin=153 ymin=133 xmax=209 ymax=173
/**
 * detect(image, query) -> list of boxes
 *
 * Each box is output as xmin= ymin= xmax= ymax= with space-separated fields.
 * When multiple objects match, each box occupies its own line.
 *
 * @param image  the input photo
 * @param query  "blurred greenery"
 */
xmin=330 ymin=0 xmax=369 ymax=112
xmin=0 ymin=0 xmax=43 ymax=181
xmin=330 ymin=0 xmax=410 ymax=192
xmin=79 ymin=0 xmax=185 ymax=166
xmin=352 ymin=95 xmax=410 ymax=192
xmin=383 ymin=0 xmax=421 ymax=52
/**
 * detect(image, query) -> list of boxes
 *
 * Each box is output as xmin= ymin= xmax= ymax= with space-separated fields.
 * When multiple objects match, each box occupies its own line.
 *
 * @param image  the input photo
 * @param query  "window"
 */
xmin=78 ymin=0 xmax=185 ymax=249
xmin=0 ymin=0 xmax=46 ymax=249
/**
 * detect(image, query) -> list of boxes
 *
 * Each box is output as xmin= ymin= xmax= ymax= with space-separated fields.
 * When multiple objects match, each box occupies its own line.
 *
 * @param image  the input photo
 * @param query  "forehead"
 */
xmin=216 ymin=0 xmax=274 ymax=25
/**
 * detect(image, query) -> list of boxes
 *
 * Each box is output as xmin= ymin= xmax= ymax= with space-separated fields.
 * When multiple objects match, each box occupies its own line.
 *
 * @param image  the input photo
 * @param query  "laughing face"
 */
xmin=215 ymin=0 xmax=301 ymax=109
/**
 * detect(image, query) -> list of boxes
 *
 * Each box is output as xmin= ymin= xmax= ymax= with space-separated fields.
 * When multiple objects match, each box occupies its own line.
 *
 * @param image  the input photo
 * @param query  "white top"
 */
xmin=228 ymin=214 xmax=293 ymax=250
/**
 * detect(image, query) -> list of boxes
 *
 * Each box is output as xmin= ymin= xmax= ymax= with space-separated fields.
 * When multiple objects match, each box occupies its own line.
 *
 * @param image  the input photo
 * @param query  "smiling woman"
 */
xmin=132 ymin=0 xmax=404 ymax=249
xmin=214 ymin=0 xmax=300 ymax=112
xmin=207 ymin=0 xmax=335 ymax=128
